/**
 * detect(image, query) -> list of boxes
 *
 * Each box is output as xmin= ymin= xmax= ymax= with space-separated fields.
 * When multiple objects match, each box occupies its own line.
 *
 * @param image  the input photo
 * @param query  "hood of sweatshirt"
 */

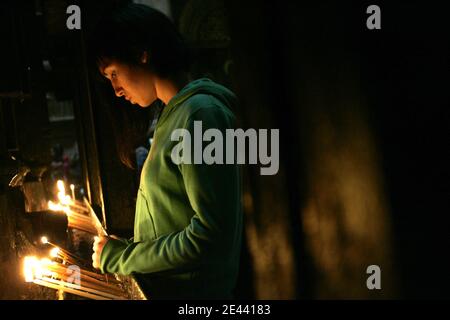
xmin=160 ymin=78 xmax=237 ymax=119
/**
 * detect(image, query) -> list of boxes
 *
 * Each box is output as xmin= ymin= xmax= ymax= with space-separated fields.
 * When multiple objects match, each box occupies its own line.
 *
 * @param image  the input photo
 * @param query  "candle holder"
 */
xmin=22 ymin=180 xmax=148 ymax=300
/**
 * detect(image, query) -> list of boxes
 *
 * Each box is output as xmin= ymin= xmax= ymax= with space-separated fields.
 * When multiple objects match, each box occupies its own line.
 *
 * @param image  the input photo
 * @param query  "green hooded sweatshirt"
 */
xmin=100 ymin=78 xmax=243 ymax=299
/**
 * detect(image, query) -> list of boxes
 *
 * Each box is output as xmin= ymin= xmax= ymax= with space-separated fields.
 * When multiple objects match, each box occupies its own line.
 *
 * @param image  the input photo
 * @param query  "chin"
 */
xmin=138 ymin=102 xmax=150 ymax=108
xmin=139 ymin=98 xmax=156 ymax=108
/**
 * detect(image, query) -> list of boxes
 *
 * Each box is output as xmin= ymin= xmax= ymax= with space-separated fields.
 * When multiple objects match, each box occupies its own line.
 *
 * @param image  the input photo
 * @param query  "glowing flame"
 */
xmin=41 ymin=236 xmax=48 ymax=244
xmin=50 ymin=247 xmax=60 ymax=258
xmin=48 ymin=200 xmax=71 ymax=215
xmin=24 ymin=256 xmax=38 ymax=282
xmin=57 ymin=192 xmax=73 ymax=206
xmin=57 ymin=180 xmax=65 ymax=193
xmin=49 ymin=180 xmax=77 ymax=217
xmin=62 ymin=195 xmax=72 ymax=205
xmin=57 ymin=191 xmax=66 ymax=204
xmin=48 ymin=201 xmax=60 ymax=211
xmin=23 ymin=256 xmax=54 ymax=282
xmin=56 ymin=180 xmax=74 ymax=204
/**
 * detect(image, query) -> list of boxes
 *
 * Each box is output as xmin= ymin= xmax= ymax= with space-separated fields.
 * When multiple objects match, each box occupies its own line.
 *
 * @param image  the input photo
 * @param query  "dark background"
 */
xmin=0 ymin=0 xmax=448 ymax=299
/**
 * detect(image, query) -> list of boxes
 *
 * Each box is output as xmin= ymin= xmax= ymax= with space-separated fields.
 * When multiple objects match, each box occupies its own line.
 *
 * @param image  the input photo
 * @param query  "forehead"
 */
xmin=98 ymin=57 xmax=121 ymax=75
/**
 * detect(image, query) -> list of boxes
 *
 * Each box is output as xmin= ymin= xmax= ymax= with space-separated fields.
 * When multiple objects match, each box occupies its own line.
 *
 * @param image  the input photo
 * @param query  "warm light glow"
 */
xmin=57 ymin=180 xmax=65 ymax=193
xmin=23 ymin=257 xmax=54 ymax=282
xmin=70 ymin=184 xmax=75 ymax=191
xmin=48 ymin=200 xmax=71 ymax=215
xmin=48 ymin=200 xmax=60 ymax=211
xmin=41 ymin=236 xmax=48 ymax=244
xmin=58 ymin=191 xmax=66 ymax=203
xmin=56 ymin=180 xmax=74 ymax=205
xmin=50 ymin=248 xmax=60 ymax=258
xmin=36 ymin=258 xmax=54 ymax=279
xmin=63 ymin=195 xmax=72 ymax=205
xmin=57 ymin=192 xmax=73 ymax=205
xmin=24 ymin=256 xmax=38 ymax=282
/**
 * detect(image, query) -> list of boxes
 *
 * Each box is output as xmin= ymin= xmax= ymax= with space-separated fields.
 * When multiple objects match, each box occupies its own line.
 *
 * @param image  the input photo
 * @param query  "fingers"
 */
xmin=93 ymin=236 xmax=100 ymax=247
xmin=92 ymin=236 xmax=103 ymax=269
xmin=92 ymin=251 xmax=99 ymax=269
xmin=93 ymin=236 xmax=106 ymax=248
xmin=92 ymin=236 xmax=109 ymax=269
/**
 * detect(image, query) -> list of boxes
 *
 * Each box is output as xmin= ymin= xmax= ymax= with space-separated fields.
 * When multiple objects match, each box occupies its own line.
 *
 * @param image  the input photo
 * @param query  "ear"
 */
xmin=140 ymin=51 xmax=148 ymax=64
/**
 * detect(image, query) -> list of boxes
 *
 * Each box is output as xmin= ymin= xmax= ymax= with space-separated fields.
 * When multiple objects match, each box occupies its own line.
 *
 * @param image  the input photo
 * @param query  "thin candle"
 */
xmin=44 ymin=237 xmax=89 ymax=266
xmin=66 ymin=213 xmax=93 ymax=224
xmin=67 ymin=217 xmax=94 ymax=230
xmin=83 ymin=197 xmax=108 ymax=236
xmin=70 ymin=184 xmax=75 ymax=201
xmin=68 ymin=222 xmax=98 ymax=235
xmin=51 ymin=270 xmax=125 ymax=296
xmin=59 ymin=193 xmax=89 ymax=212
xmin=33 ymin=279 xmax=111 ymax=300
xmin=67 ymin=201 xmax=89 ymax=213
xmin=50 ymin=248 xmax=77 ymax=266
xmin=54 ymin=181 xmax=89 ymax=213
xmin=50 ymin=262 xmax=119 ymax=284
xmin=40 ymin=236 xmax=65 ymax=252
xmin=47 ymin=265 xmax=124 ymax=295
xmin=40 ymin=276 xmax=126 ymax=300
xmin=24 ymin=256 xmax=126 ymax=300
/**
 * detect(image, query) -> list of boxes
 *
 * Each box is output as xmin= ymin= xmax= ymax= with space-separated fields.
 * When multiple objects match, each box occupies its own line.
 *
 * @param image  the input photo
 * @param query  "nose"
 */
xmin=111 ymin=82 xmax=124 ymax=97
xmin=114 ymin=87 xmax=125 ymax=98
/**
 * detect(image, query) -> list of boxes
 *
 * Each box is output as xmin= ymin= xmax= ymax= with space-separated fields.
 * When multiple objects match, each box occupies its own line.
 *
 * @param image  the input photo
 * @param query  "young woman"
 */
xmin=89 ymin=4 xmax=242 ymax=299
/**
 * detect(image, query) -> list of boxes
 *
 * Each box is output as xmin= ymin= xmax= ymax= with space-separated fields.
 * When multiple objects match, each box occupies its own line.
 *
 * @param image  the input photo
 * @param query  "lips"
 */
xmin=123 ymin=95 xmax=134 ymax=104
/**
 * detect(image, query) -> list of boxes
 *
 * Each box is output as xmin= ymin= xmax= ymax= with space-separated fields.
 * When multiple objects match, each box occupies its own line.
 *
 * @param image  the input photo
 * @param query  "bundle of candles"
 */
xmin=24 ymin=238 xmax=126 ymax=300
xmin=47 ymin=180 xmax=104 ymax=236
xmin=21 ymin=180 xmax=129 ymax=300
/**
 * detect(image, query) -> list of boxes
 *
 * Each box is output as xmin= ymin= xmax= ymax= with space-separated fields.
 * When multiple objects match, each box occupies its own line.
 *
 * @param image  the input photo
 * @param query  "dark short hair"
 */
xmin=90 ymin=3 xmax=190 ymax=79
xmin=88 ymin=4 xmax=189 ymax=169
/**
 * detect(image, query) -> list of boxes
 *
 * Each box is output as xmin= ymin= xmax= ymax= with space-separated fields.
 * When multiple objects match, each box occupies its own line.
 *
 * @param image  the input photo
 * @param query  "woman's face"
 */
xmin=100 ymin=58 xmax=157 ymax=107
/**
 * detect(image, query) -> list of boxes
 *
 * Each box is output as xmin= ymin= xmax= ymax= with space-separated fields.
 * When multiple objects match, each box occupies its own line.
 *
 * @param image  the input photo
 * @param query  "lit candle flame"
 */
xmin=48 ymin=200 xmax=60 ymax=211
xmin=70 ymin=184 xmax=76 ymax=201
xmin=24 ymin=256 xmax=38 ymax=282
xmin=57 ymin=180 xmax=65 ymax=193
xmin=23 ymin=256 xmax=55 ymax=282
xmin=41 ymin=236 xmax=48 ymax=244
xmin=56 ymin=180 xmax=73 ymax=205
xmin=48 ymin=200 xmax=71 ymax=215
xmin=50 ymin=247 xmax=60 ymax=258
xmin=58 ymin=191 xmax=67 ymax=204
xmin=63 ymin=195 xmax=72 ymax=205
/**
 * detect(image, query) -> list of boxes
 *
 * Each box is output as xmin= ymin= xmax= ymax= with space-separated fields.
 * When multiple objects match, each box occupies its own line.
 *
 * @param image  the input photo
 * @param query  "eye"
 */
xmin=111 ymin=71 xmax=117 ymax=79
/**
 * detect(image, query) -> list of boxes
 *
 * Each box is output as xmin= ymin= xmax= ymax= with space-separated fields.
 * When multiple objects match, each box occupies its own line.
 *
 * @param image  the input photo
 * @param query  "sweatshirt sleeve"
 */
xmin=99 ymin=102 xmax=240 ymax=275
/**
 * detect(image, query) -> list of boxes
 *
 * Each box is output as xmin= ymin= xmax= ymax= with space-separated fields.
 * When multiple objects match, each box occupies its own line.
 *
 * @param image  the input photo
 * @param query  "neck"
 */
xmin=154 ymin=74 xmax=190 ymax=105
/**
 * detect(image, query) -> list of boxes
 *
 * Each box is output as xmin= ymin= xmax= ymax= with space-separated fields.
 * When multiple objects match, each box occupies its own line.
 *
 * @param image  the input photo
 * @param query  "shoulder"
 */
xmin=182 ymin=94 xmax=236 ymax=126
xmin=184 ymin=93 xmax=229 ymax=112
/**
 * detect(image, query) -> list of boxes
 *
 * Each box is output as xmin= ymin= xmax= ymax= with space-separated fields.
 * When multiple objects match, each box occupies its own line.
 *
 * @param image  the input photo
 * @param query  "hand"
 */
xmin=92 ymin=236 xmax=109 ymax=269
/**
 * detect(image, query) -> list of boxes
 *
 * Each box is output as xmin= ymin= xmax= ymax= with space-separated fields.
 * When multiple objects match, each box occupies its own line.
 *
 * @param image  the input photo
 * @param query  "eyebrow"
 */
xmin=101 ymin=68 xmax=110 ymax=78
xmin=99 ymin=63 xmax=112 ymax=77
